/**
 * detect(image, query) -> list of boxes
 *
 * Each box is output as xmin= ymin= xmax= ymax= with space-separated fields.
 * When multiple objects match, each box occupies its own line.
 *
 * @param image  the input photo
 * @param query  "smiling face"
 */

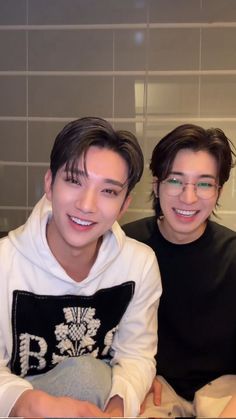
xmin=45 ymin=146 xmax=131 ymax=260
xmin=156 ymin=149 xmax=220 ymax=244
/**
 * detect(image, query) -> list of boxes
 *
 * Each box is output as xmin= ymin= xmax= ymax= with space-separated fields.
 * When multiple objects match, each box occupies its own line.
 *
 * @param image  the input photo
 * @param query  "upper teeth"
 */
xmin=71 ymin=216 xmax=92 ymax=226
xmin=175 ymin=209 xmax=196 ymax=216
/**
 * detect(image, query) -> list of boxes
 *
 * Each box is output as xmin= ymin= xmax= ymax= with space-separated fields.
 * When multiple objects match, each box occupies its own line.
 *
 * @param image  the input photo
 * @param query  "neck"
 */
xmin=62 ymin=239 xmax=102 ymax=282
xmin=158 ymin=218 xmax=207 ymax=244
xmin=46 ymin=221 xmax=102 ymax=282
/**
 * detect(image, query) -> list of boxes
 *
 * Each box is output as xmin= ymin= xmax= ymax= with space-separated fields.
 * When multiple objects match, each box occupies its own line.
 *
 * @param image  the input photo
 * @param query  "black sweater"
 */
xmin=123 ymin=217 xmax=236 ymax=401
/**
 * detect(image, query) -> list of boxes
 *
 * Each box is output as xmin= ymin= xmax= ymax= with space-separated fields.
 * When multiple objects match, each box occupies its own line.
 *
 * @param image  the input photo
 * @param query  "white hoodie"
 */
xmin=0 ymin=195 xmax=162 ymax=417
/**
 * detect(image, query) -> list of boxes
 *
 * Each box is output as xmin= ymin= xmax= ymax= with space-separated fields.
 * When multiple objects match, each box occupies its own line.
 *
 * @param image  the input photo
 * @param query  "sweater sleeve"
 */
xmin=106 ymin=249 xmax=162 ymax=417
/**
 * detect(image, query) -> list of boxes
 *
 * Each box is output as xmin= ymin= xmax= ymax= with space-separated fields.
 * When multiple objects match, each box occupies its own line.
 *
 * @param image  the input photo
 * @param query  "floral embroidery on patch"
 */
xmin=52 ymin=307 xmax=101 ymax=362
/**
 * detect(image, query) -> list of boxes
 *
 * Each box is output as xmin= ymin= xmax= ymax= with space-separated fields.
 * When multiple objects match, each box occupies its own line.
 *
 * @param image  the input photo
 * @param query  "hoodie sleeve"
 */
xmin=0 ymin=238 xmax=33 ymax=416
xmin=0 ymin=354 xmax=33 ymax=416
xmin=106 ymin=245 xmax=162 ymax=417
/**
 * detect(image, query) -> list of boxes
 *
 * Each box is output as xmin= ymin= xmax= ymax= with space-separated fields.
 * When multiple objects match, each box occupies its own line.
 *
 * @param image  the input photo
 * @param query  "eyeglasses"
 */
xmin=161 ymin=176 xmax=220 ymax=199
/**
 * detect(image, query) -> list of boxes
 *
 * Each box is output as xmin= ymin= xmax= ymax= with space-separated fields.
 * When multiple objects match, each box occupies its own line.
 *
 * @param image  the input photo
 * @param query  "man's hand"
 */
xmin=220 ymin=396 xmax=236 ymax=418
xmin=10 ymin=389 xmax=110 ymax=418
xmin=140 ymin=377 xmax=162 ymax=414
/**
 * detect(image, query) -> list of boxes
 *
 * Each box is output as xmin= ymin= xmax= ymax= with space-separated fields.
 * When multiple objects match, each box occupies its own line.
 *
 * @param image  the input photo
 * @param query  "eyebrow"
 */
xmin=65 ymin=168 xmax=127 ymax=188
xmin=170 ymin=171 xmax=217 ymax=180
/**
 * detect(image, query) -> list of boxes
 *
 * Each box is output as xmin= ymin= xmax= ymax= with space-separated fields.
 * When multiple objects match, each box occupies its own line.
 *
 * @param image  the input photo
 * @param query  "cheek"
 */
xmin=50 ymin=189 xmax=70 ymax=214
xmin=202 ymin=198 xmax=217 ymax=213
xmin=100 ymin=199 xmax=124 ymax=218
xmin=158 ymin=192 xmax=172 ymax=210
xmin=54 ymin=184 xmax=74 ymax=202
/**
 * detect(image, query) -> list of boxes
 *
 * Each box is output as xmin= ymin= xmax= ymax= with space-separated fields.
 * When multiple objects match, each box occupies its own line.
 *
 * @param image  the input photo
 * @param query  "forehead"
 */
xmin=171 ymin=149 xmax=218 ymax=177
xmin=73 ymin=146 xmax=129 ymax=182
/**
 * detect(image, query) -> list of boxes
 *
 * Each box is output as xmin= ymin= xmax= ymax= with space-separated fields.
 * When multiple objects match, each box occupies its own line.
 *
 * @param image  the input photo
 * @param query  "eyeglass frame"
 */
xmin=159 ymin=176 xmax=221 ymax=200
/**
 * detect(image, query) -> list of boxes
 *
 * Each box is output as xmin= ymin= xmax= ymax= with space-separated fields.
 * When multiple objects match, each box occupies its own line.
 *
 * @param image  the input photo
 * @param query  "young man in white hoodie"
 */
xmin=0 ymin=117 xmax=162 ymax=418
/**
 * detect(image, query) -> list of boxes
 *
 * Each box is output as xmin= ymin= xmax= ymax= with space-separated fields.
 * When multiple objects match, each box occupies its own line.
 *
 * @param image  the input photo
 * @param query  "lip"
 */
xmin=172 ymin=208 xmax=200 ymax=223
xmin=68 ymin=215 xmax=96 ymax=228
xmin=174 ymin=208 xmax=199 ymax=217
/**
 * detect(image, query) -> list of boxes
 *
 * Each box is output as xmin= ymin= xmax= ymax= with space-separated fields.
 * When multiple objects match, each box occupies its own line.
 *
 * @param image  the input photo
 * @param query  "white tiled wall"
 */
xmin=0 ymin=0 xmax=236 ymax=231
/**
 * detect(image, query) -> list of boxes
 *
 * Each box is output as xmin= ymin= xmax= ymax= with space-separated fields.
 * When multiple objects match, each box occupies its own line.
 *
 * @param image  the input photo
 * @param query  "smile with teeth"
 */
xmin=174 ymin=208 xmax=198 ymax=217
xmin=70 ymin=216 xmax=94 ymax=226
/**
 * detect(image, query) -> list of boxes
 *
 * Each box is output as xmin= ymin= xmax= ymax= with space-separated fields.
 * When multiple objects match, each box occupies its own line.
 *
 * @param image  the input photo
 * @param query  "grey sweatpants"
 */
xmin=27 ymin=355 xmax=112 ymax=409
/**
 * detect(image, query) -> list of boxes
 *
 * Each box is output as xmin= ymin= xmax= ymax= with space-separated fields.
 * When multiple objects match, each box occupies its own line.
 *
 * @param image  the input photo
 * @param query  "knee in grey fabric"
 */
xmin=28 ymin=355 xmax=112 ymax=409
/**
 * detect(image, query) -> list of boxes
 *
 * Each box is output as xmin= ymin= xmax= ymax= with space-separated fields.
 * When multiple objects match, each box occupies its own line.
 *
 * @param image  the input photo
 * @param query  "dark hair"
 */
xmin=150 ymin=124 xmax=236 ymax=218
xmin=50 ymin=117 xmax=144 ymax=195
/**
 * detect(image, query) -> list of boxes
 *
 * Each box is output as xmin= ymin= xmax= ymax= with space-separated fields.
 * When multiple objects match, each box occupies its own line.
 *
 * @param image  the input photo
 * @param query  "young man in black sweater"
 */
xmin=123 ymin=124 xmax=236 ymax=417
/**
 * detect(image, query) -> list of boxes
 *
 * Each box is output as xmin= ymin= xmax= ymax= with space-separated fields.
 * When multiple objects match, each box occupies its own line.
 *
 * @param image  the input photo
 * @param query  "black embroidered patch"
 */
xmin=11 ymin=281 xmax=135 ymax=377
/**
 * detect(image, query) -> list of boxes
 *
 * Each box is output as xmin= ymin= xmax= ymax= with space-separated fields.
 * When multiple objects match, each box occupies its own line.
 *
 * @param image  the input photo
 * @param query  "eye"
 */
xmin=72 ymin=178 xmax=82 ymax=185
xmin=102 ymin=188 xmax=118 ymax=196
xmin=65 ymin=175 xmax=82 ymax=186
xmin=166 ymin=177 xmax=183 ymax=187
xmin=197 ymin=181 xmax=215 ymax=189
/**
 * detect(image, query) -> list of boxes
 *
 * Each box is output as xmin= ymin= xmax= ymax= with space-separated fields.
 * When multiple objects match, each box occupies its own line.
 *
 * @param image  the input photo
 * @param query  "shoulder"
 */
xmin=120 ymin=235 xmax=161 ymax=292
xmin=122 ymin=216 xmax=156 ymax=243
xmin=124 ymin=233 xmax=156 ymax=255
xmin=0 ymin=235 xmax=16 ymax=275
xmin=207 ymin=220 xmax=236 ymax=256
xmin=0 ymin=234 xmax=12 ymax=254
xmin=111 ymin=220 xmax=157 ymax=263
xmin=209 ymin=220 xmax=236 ymax=240
xmin=119 ymin=234 xmax=160 ymax=282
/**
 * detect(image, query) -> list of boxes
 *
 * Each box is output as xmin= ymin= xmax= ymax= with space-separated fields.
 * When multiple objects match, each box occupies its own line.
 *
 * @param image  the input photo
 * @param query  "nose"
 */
xmin=179 ymin=183 xmax=198 ymax=204
xmin=75 ymin=188 xmax=96 ymax=213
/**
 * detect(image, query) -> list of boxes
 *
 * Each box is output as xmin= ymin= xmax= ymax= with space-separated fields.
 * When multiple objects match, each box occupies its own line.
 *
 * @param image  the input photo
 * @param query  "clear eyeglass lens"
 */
xmin=163 ymin=178 xmax=218 ymax=199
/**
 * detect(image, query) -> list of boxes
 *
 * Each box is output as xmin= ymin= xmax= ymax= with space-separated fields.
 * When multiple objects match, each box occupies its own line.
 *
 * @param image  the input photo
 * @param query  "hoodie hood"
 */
xmin=8 ymin=195 xmax=126 ymax=284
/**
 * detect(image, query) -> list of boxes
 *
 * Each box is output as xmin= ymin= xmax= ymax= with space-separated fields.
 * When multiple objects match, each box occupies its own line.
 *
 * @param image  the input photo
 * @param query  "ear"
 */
xmin=153 ymin=176 xmax=159 ymax=197
xmin=218 ymin=185 xmax=223 ymax=199
xmin=216 ymin=185 xmax=223 ymax=204
xmin=44 ymin=169 xmax=53 ymax=201
xmin=117 ymin=194 xmax=132 ymax=220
